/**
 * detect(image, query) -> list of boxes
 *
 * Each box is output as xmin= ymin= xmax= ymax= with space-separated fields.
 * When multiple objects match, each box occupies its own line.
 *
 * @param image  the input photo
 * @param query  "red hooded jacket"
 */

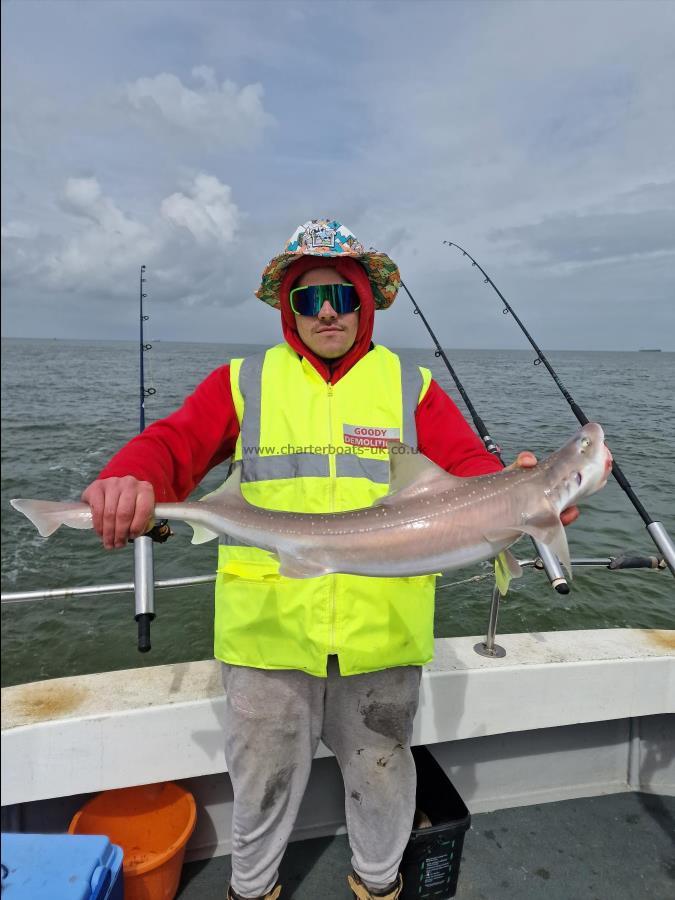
xmin=99 ymin=258 xmax=501 ymax=499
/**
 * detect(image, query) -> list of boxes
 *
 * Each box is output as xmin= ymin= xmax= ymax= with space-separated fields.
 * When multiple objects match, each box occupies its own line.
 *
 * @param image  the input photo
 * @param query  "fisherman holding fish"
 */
xmin=72 ymin=221 xmax=582 ymax=900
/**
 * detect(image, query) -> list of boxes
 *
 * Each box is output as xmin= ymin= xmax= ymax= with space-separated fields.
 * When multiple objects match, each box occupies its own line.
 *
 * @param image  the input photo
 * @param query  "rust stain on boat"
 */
xmin=641 ymin=630 xmax=675 ymax=653
xmin=8 ymin=683 xmax=89 ymax=725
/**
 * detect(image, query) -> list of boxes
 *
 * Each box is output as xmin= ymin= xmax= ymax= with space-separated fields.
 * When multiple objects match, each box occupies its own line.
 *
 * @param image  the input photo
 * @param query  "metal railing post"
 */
xmin=474 ymin=583 xmax=506 ymax=658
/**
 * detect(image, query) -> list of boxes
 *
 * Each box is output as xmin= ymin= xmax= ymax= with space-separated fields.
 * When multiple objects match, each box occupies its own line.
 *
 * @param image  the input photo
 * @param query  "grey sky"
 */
xmin=2 ymin=0 xmax=674 ymax=349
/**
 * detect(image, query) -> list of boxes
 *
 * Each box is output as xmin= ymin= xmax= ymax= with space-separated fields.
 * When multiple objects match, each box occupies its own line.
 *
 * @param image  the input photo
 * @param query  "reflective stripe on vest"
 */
xmin=236 ymin=349 xmax=424 ymax=486
xmin=241 ymin=453 xmax=330 ymax=482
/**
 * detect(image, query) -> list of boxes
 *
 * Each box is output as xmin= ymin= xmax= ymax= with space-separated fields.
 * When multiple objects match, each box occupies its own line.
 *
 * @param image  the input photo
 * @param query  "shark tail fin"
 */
xmin=10 ymin=499 xmax=93 ymax=537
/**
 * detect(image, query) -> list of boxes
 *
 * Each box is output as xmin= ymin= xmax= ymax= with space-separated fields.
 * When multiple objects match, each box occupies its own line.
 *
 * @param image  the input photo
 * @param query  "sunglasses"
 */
xmin=289 ymin=283 xmax=360 ymax=317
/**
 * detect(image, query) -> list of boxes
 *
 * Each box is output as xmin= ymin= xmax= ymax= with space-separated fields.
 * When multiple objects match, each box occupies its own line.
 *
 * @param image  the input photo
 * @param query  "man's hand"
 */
xmin=505 ymin=451 xmax=580 ymax=527
xmin=81 ymin=476 xmax=155 ymax=550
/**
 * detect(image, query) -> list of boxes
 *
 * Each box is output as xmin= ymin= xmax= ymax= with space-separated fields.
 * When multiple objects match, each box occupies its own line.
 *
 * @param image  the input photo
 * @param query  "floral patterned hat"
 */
xmin=256 ymin=219 xmax=401 ymax=310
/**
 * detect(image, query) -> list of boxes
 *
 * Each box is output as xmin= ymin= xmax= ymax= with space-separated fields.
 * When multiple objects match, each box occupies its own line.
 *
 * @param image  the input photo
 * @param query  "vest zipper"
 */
xmin=327 ymin=383 xmax=337 ymax=653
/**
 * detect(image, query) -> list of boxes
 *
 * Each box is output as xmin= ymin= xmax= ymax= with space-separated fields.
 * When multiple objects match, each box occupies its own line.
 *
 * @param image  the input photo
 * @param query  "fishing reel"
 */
xmin=126 ymin=520 xmax=173 ymax=545
xmin=145 ymin=519 xmax=173 ymax=543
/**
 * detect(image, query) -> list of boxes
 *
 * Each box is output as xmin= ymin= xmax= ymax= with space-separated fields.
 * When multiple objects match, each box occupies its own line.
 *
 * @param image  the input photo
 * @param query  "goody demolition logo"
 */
xmin=343 ymin=424 xmax=400 ymax=450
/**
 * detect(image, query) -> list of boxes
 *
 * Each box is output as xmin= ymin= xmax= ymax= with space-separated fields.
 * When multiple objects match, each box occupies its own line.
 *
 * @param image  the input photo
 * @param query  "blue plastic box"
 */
xmin=1 ymin=833 xmax=124 ymax=899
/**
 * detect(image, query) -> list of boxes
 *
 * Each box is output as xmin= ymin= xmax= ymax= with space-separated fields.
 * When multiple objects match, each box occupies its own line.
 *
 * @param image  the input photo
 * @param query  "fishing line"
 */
xmin=400 ymin=280 xmax=570 ymax=594
xmin=437 ymin=572 xmax=494 ymax=591
xmin=443 ymin=240 xmax=675 ymax=578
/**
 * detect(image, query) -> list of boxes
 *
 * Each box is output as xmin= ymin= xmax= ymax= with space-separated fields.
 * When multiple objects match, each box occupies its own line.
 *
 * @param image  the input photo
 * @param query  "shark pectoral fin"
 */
xmin=503 ymin=549 xmax=523 ymax=577
xmin=515 ymin=520 xmax=573 ymax=581
xmin=483 ymin=503 xmax=573 ymax=578
xmin=485 ymin=504 xmax=560 ymax=545
xmin=278 ymin=552 xmax=333 ymax=580
xmin=186 ymin=521 xmax=220 ymax=545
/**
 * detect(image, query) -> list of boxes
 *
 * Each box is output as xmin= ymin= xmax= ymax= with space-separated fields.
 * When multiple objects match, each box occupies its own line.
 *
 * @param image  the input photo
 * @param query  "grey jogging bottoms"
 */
xmin=221 ymin=657 xmax=421 ymax=898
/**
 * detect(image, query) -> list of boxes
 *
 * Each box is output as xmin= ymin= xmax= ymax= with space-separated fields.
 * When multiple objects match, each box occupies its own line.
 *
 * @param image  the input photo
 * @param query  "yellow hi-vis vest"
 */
xmin=214 ymin=342 xmax=435 ymax=677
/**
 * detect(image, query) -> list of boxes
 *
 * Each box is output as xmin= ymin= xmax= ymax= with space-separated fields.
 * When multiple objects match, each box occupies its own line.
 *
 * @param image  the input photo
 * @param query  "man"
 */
xmin=83 ymin=220 xmax=578 ymax=900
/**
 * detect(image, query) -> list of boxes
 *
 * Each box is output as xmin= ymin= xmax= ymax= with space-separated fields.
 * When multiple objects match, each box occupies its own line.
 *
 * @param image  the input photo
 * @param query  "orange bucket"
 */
xmin=69 ymin=782 xmax=197 ymax=900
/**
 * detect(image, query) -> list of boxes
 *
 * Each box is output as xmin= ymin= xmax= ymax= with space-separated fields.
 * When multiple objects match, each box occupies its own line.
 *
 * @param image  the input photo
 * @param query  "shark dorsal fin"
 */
xmin=376 ymin=441 xmax=462 ymax=505
xmin=190 ymin=463 xmax=245 ymax=545
xmin=198 ymin=463 xmax=244 ymax=505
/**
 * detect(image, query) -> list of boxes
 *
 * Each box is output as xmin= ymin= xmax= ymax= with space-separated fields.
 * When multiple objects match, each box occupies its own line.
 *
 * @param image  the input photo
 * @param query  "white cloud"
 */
xmin=123 ymin=68 xmax=273 ymax=147
xmin=490 ymin=202 xmax=675 ymax=270
xmin=40 ymin=177 xmax=156 ymax=286
xmin=2 ymin=0 xmax=674 ymax=347
xmin=61 ymin=177 xmax=147 ymax=239
xmin=1 ymin=221 xmax=38 ymax=240
xmin=1 ymin=173 xmax=243 ymax=325
xmin=161 ymin=174 xmax=239 ymax=246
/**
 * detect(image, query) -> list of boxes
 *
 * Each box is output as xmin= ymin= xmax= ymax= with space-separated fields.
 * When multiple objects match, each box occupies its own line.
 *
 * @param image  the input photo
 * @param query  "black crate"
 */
xmin=399 ymin=746 xmax=471 ymax=900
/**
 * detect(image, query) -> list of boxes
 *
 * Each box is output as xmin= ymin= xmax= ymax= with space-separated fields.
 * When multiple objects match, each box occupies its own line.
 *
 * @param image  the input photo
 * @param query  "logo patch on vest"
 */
xmin=343 ymin=424 xmax=400 ymax=450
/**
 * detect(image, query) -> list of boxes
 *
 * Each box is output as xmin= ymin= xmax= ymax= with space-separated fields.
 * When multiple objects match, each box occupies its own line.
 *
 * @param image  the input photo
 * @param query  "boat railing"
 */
xmin=0 ymin=574 xmax=217 ymax=605
xmin=1 ymin=554 xmax=665 ymax=660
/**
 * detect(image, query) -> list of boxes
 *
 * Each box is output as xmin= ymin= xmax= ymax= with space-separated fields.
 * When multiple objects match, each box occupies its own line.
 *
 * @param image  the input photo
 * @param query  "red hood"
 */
xmin=279 ymin=256 xmax=375 ymax=384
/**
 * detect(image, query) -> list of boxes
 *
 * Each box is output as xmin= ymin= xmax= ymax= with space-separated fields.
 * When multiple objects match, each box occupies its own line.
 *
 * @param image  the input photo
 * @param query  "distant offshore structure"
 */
xmin=638 ymin=348 xmax=662 ymax=352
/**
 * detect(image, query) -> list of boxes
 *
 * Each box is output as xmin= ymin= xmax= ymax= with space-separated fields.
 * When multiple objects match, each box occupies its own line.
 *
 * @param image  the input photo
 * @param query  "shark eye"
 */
xmin=575 ymin=472 xmax=583 ymax=486
xmin=581 ymin=437 xmax=591 ymax=450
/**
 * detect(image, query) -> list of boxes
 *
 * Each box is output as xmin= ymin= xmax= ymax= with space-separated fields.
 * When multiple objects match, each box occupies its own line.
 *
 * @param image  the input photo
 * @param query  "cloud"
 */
xmin=41 ymin=177 xmax=157 ymax=286
xmin=161 ymin=174 xmax=239 ymax=246
xmin=490 ymin=194 xmax=675 ymax=270
xmin=61 ymin=177 xmax=148 ymax=238
xmin=2 ymin=173 xmax=241 ymax=309
xmin=1 ymin=221 xmax=38 ymax=240
xmin=122 ymin=67 xmax=273 ymax=147
xmin=2 ymin=0 xmax=673 ymax=348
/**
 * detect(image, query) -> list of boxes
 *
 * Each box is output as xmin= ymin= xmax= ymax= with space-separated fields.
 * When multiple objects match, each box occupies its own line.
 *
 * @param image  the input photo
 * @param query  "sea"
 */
xmin=1 ymin=338 xmax=673 ymax=688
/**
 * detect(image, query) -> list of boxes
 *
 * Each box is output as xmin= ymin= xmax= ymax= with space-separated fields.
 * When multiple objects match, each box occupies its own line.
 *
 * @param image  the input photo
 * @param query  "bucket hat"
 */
xmin=256 ymin=219 xmax=401 ymax=310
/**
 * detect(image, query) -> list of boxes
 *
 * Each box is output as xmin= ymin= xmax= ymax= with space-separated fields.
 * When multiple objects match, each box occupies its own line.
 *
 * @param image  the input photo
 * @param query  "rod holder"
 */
xmin=474 ymin=583 xmax=506 ymax=658
xmin=134 ymin=535 xmax=155 ymax=652
xmin=533 ymin=540 xmax=569 ymax=593
xmin=647 ymin=522 xmax=675 ymax=577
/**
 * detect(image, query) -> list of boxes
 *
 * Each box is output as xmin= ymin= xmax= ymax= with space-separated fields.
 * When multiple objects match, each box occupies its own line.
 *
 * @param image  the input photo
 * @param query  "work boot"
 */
xmin=227 ymin=884 xmax=281 ymax=900
xmin=347 ymin=872 xmax=403 ymax=899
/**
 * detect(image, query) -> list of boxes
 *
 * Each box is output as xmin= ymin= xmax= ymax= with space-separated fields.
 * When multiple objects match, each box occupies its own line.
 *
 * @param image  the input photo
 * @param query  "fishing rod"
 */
xmin=400 ymin=280 xmax=570 ymax=594
xmin=443 ymin=240 xmax=675 ymax=579
xmin=139 ymin=264 xmax=156 ymax=431
xmin=134 ymin=265 xmax=159 ymax=652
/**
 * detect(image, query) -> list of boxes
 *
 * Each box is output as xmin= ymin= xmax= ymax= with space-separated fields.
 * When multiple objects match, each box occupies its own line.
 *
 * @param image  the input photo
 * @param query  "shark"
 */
xmin=11 ymin=423 xmax=612 ymax=580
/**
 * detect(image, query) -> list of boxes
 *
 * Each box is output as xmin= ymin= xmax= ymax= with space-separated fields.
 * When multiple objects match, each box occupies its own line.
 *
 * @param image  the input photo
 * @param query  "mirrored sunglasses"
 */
xmin=289 ymin=283 xmax=360 ymax=317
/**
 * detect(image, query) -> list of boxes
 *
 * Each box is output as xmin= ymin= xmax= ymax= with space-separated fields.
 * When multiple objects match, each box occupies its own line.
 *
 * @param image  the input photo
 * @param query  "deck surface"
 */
xmin=177 ymin=790 xmax=675 ymax=900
